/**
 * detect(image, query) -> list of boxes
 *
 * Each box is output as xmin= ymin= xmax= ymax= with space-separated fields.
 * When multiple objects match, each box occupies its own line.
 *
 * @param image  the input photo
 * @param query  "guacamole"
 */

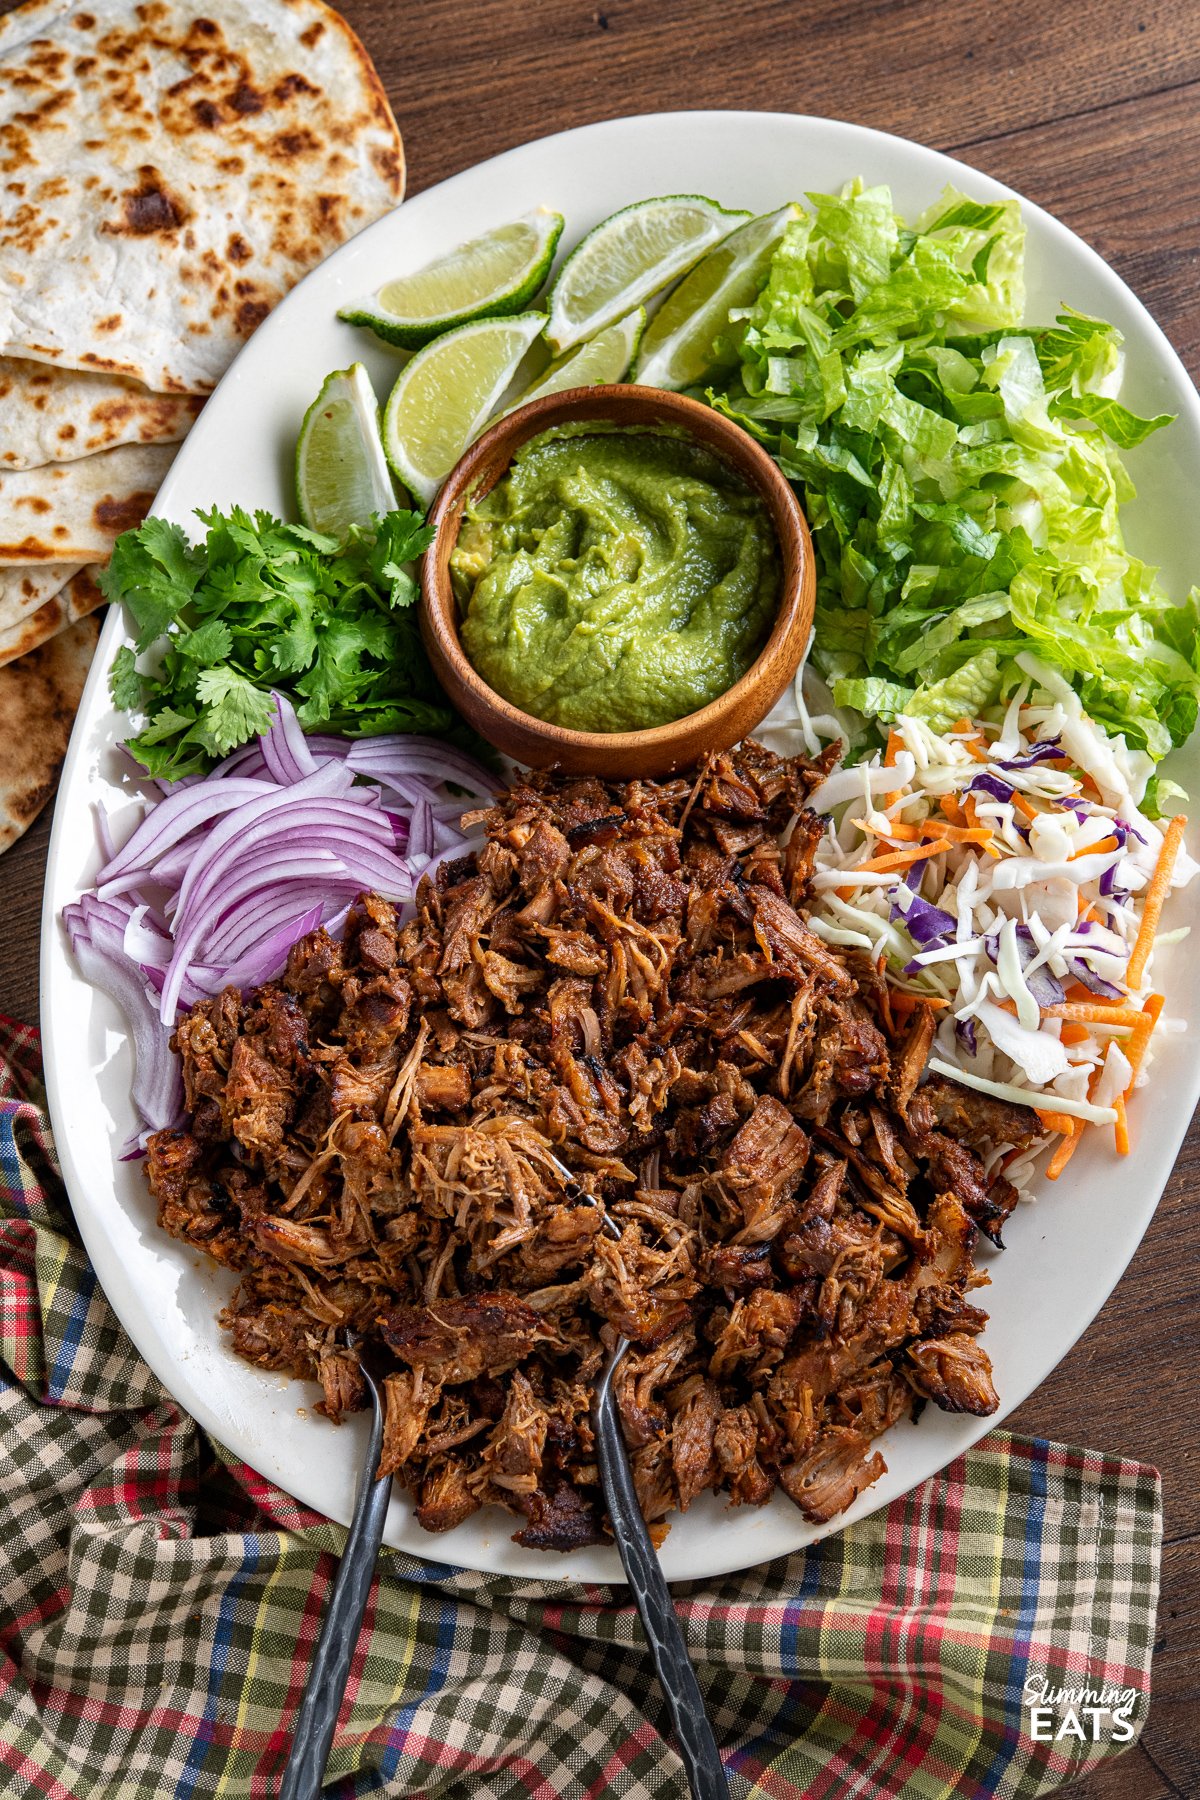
xmin=450 ymin=425 xmax=780 ymax=734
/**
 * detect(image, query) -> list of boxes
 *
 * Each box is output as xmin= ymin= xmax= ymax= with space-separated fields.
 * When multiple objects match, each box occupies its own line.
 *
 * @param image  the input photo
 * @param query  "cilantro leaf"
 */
xmin=99 ymin=517 xmax=203 ymax=651
xmin=194 ymin=665 xmax=276 ymax=754
xmin=100 ymin=499 xmax=457 ymax=775
xmin=109 ymin=644 xmax=143 ymax=711
xmin=176 ymin=618 xmax=233 ymax=664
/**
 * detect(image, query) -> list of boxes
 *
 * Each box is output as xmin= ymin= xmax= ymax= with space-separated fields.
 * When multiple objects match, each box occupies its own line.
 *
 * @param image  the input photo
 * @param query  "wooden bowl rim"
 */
xmin=420 ymin=383 xmax=812 ymax=757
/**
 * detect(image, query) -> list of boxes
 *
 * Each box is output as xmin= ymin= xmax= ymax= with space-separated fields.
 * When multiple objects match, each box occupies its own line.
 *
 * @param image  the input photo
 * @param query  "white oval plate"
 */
xmin=41 ymin=111 xmax=1200 ymax=1582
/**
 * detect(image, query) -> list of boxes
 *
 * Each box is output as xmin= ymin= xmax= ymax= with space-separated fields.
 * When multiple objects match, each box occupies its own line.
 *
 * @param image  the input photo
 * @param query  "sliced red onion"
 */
xmin=97 ymin=779 xmax=280 ymax=892
xmin=63 ymin=898 xmax=182 ymax=1134
xmin=67 ymin=691 xmax=489 ymax=1146
xmin=346 ymin=737 xmax=498 ymax=798
xmin=195 ymin=905 xmax=324 ymax=994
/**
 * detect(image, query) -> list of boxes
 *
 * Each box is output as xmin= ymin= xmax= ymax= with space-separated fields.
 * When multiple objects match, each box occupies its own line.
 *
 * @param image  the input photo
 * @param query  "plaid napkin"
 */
xmin=0 ymin=1015 xmax=1161 ymax=1800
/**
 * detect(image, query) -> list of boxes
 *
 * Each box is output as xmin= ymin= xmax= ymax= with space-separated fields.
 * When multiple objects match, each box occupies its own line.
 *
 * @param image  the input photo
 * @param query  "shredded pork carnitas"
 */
xmin=146 ymin=742 xmax=1038 ymax=1550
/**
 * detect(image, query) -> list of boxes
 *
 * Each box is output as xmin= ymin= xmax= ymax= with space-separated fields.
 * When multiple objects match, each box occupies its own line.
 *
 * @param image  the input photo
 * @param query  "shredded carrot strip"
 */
xmin=950 ymin=716 xmax=991 ymax=762
xmin=1010 ymin=791 xmax=1039 ymax=822
xmin=881 ymin=728 xmax=904 ymax=810
xmin=853 ymin=841 xmax=948 ymax=875
xmin=961 ymin=792 xmax=1001 ymax=854
xmin=1047 ymin=1061 xmax=1104 ymax=1180
xmin=1037 ymin=1001 xmax=1144 ymax=1027
xmin=1122 ymin=993 xmax=1165 ymax=1097
xmin=1059 ymin=1022 xmax=1091 ymax=1046
xmin=1078 ymin=772 xmax=1104 ymax=802
xmin=1114 ymin=1093 xmax=1130 ymax=1156
xmin=848 ymin=817 xmax=923 ymax=842
xmin=1062 ymin=981 xmax=1120 ymax=1005
xmin=940 ymin=794 xmax=966 ymax=826
xmin=1046 ymin=1125 xmax=1082 ymax=1178
xmin=889 ymin=990 xmax=949 ymax=1017
xmin=921 ymin=820 xmax=995 ymax=846
xmin=1070 ymin=834 xmax=1119 ymax=861
xmin=1037 ymin=1107 xmax=1079 ymax=1136
xmin=1125 ymin=816 xmax=1187 ymax=990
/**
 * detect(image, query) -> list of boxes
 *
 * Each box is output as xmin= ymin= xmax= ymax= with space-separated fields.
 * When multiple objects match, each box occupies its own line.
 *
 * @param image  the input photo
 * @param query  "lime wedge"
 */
xmin=339 ymin=210 xmax=564 ymax=350
xmin=504 ymin=307 xmax=644 ymax=413
xmin=382 ymin=313 xmax=547 ymax=505
xmin=546 ymin=195 xmax=749 ymax=354
xmin=295 ymin=363 xmax=396 ymax=536
xmin=634 ymin=204 xmax=801 ymax=391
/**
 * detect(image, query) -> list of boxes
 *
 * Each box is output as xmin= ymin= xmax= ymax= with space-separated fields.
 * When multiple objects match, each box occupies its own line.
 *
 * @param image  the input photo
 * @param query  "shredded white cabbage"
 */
xmin=766 ymin=673 xmax=1196 ymax=1192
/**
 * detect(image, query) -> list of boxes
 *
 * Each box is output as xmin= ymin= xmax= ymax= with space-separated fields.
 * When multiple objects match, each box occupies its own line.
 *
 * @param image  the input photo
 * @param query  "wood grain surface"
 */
xmin=1 ymin=1 xmax=1196 ymax=1791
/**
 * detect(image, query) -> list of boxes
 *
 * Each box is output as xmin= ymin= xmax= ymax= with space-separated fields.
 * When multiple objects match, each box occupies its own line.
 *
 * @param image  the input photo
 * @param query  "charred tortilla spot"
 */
xmin=235 ymin=297 xmax=269 ymax=333
xmin=227 ymin=80 xmax=265 ymax=114
xmin=93 ymin=487 xmax=154 ymax=532
xmin=104 ymin=165 xmax=190 ymax=235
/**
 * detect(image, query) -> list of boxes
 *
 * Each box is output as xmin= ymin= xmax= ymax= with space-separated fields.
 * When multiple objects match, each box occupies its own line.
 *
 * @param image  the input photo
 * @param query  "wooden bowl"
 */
xmin=419 ymin=385 xmax=815 ymax=777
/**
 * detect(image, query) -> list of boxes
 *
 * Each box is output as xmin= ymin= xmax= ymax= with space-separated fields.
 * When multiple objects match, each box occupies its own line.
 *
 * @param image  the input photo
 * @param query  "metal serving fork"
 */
xmin=277 ymin=1337 xmax=393 ymax=1800
xmin=278 ymin=1174 xmax=729 ymax=1800
xmin=546 ymin=1154 xmax=729 ymax=1800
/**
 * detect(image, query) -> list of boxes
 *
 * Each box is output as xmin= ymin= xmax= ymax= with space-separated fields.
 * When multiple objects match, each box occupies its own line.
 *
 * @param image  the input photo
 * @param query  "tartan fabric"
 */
xmin=0 ymin=1015 xmax=1161 ymax=1800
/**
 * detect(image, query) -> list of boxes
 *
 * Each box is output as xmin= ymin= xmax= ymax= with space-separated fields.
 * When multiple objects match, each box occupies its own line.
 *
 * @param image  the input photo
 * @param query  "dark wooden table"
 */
xmin=3 ymin=1 xmax=1197 ymax=1791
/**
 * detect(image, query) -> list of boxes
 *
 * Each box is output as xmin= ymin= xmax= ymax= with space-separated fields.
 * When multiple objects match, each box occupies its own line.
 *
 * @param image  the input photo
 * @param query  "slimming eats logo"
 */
xmin=1023 ymin=1674 xmax=1140 ymax=1744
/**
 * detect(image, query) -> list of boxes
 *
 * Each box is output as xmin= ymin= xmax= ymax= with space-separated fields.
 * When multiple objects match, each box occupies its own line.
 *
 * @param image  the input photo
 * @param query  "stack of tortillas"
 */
xmin=0 ymin=0 xmax=404 ymax=850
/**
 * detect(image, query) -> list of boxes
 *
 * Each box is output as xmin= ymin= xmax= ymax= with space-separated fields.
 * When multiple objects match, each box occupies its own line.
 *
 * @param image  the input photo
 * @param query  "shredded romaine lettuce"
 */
xmin=707 ymin=180 xmax=1198 ymax=774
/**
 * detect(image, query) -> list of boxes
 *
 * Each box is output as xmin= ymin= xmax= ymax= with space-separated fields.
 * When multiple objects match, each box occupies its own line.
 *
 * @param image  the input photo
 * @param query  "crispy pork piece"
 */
xmin=916 ymin=1074 xmax=1040 ymax=1153
xmin=483 ymin=1370 xmax=549 ymax=1495
xmin=670 ymin=1377 xmax=721 ymax=1510
xmin=416 ymin=1459 xmax=481 ymax=1533
xmin=721 ymin=1095 xmax=810 ymax=1240
xmin=779 ymin=1426 xmax=887 ymax=1523
xmin=514 ymin=1479 xmax=607 ymax=1551
xmin=153 ymin=738 xmax=1011 ymax=1551
xmin=316 ymin=1344 xmax=366 ymax=1422
xmin=380 ymin=1294 xmax=542 ymax=1384
xmin=907 ymin=1333 xmax=1000 ymax=1415
xmin=379 ymin=1370 xmax=437 ymax=1476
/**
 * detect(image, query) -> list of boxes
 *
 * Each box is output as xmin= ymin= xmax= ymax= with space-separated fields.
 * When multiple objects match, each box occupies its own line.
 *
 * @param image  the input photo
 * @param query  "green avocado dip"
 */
xmin=449 ymin=424 xmax=780 ymax=733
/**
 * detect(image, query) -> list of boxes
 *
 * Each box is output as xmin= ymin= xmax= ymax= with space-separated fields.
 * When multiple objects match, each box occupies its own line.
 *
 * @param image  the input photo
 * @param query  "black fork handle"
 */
xmin=593 ymin=1347 xmax=729 ymax=1800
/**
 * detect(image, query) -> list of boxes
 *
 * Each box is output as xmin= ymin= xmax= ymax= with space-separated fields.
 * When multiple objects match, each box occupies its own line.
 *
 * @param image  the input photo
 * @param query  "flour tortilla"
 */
xmin=0 ymin=612 xmax=100 ymax=851
xmin=0 ymin=442 xmax=174 ymax=561
xmin=0 ymin=0 xmax=404 ymax=394
xmin=0 ymin=561 xmax=84 ymax=630
xmin=0 ymin=359 xmax=202 ymax=470
xmin=0 ymin=564 xmax=106 ymax=668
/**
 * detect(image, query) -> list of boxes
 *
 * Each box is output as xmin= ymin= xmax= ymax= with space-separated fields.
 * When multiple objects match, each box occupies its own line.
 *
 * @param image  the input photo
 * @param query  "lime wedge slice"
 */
xmin=339 ymin=210 xmax=564 ymax=350
xmin=633 ymin=204 xmax=801 ymax=391
xmin=295 ymin=363 xmax=396 ymax=536
xmin=382 ymin=312 xmax=547 ymax=505
xmin=546 ymin=195 xmax=749 ymax=354
xmin=504 ymin=307 xmax=644 ymax=413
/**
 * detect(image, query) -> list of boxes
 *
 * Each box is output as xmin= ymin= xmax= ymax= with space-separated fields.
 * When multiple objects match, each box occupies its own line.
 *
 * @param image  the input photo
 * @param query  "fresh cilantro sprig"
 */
xmin=103 ymin=507 xmax=445 ymax=779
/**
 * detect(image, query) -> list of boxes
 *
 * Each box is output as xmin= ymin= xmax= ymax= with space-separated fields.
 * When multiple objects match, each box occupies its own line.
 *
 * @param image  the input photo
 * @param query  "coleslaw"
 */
xmin=769 ymin=651 xmax=1197 ymax=1189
